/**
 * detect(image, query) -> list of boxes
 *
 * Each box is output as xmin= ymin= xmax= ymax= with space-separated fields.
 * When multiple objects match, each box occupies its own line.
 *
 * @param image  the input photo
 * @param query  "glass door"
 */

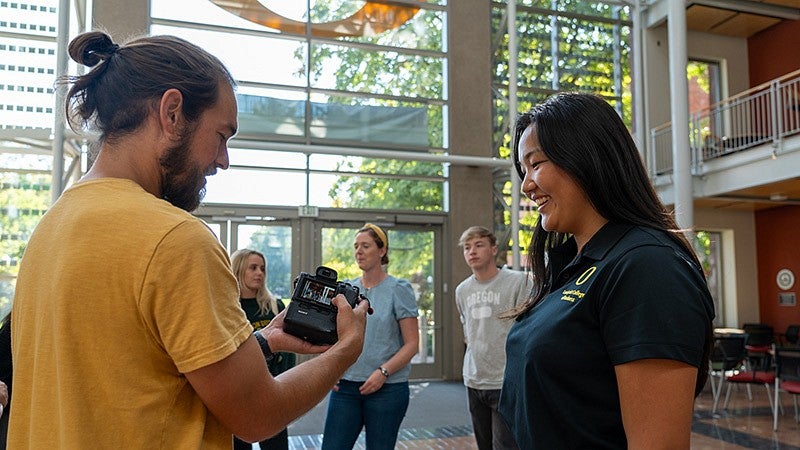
xmin=196 ymin=207 xmax=445 ymax=379
xmin=316 ymin=221 xmax=442 ymax=379
xmin=233 ymin=221 xmax=296 ymax=300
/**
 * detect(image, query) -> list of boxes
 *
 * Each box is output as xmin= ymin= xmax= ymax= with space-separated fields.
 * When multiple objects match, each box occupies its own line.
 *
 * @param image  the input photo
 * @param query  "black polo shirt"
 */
xmin=499 ymin=222 xmax=714 ymax=449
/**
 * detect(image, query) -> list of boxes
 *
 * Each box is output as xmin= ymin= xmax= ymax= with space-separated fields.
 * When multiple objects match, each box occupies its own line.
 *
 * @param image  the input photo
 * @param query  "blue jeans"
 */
xmin=467 ymin=387 xmax=518 ymax=450
xmin=321 ymin=380 xmax=410 ymax=450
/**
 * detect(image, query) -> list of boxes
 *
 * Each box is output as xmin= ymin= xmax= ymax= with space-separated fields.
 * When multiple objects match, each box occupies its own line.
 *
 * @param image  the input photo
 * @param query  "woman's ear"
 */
xmin=158 ymin=88 xmax=184 ymax=139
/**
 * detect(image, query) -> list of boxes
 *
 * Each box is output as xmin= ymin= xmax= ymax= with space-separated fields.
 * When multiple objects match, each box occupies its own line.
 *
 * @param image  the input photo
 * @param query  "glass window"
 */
xmin=307 ymin=93 xmax=435 ymax=148
xmin=236 ymin=86 xmax=306 ymax=139
xmin=150 ymin=24 xmax=307 ymax=87
xmin=151 ymin=0 xmax=282 ymax=33
xmin=688 ymin=60 xmax=721 ymax=114
xmin=492 ymin=0 xmax=631 ymax=249
xmin=148 ymin=0 xmax=448 ymax=212
xmin=310 ymin=43 xmax=444 ymax=99
xmin=688 ymin=60 xmax=722 ymax=154
xmin=230 ymin=148 xmax=308 ymax=171
xmin=203 ymin=168 xmax=312 ymax=206
xmin=317 ymin=6 xmax=445 ymax=52
xmin=695 ymin=231 xmax=723 ymax=327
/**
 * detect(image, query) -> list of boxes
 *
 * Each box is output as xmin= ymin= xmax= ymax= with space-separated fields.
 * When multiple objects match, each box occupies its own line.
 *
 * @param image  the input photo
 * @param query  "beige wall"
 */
xmin=446 ymin=0 xmax=495 ymax=381
xmin=695 ymin=207 xmax=760 ymax=327
xmin=645 ymin=19 xmax=757 ymax=328
xmin=92 ymin=0 xmax=149 ymax=42
xmin=644 ymin=25 xmax=749 ymax=130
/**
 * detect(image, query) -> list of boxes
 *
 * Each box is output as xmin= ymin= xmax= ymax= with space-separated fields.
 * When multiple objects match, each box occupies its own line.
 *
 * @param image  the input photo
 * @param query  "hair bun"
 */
xmin=67 ymin=31 xmax=119 ymax=67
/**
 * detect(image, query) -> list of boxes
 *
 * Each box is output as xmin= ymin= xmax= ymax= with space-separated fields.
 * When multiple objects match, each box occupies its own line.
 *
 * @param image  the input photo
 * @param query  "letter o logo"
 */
xmin=575 ymin=266 xmax=597 ymax=285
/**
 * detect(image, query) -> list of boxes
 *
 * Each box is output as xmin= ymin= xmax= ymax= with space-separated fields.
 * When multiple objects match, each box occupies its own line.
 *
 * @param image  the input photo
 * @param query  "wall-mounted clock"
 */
xmin=777 ymin=268 xmax=795 ymax=291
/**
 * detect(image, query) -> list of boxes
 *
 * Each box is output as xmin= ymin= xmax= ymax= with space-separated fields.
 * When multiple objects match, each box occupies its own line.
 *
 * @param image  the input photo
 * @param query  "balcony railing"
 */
xmin=649 ymin=69 xmax=800 ymax=176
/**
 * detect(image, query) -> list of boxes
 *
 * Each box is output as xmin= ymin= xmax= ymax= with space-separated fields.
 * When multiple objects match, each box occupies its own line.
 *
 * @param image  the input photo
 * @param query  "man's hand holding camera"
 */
xmin=258 ymin=293 xmax=370 ymax=363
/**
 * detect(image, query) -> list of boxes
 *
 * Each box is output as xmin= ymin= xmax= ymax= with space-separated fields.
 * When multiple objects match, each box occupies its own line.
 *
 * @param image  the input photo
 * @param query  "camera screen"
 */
xmin=298 ymin=279 xmax=338 ymax=305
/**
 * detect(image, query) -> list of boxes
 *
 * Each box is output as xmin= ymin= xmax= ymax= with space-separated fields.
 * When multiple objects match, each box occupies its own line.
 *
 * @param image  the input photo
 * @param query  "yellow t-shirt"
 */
xmin=10 ymin=178 xmax=251 ymax=449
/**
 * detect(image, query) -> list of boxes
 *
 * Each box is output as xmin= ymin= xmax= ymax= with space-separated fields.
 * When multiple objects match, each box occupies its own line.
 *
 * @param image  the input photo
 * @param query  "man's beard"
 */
xmin=159 ymin=137 xmax=212 ymax=212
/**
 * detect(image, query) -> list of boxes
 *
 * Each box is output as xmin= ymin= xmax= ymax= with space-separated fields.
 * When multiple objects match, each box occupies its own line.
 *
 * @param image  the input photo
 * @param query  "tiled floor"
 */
xmin=280 ymin=380 xmax=800 ymax=450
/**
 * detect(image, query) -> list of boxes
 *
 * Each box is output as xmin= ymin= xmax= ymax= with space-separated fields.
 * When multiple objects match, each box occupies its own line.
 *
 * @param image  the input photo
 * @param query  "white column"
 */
xmin=51 ymin=0 xmax=70 ymax=204
xmin=631 ymin=0 xmax=646 ymax=157
xmin=667 ymin=0 xmax=694 ymax=229
xmin=508 ymin=0 xmax=521 ymax=269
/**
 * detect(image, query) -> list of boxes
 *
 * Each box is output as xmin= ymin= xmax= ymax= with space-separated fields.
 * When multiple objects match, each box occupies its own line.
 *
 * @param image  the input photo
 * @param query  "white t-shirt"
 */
xmin=455 ymin=267 xmax=530 ymax=390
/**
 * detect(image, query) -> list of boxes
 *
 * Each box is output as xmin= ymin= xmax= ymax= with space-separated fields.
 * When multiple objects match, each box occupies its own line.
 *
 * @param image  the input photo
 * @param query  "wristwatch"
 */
xmin=253 ymin=331 xmax=275 ymax=362
xmin=379 ymin=366 xmax=390 ymax=377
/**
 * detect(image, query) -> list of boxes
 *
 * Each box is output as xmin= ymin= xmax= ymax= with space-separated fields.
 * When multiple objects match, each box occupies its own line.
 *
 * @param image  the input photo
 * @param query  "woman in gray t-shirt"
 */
xmin=321 ymin=223 xmax=419 ymax=450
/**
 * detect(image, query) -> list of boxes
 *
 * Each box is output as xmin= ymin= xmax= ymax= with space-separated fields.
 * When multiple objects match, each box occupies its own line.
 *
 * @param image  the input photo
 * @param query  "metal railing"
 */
xmin=649 ymin=69 xmax=800 ymax=176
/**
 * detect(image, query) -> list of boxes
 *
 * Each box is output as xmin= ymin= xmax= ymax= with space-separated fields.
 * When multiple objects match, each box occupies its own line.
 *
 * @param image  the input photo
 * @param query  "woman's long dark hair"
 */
xmin=511 ymin=92 xmax=712 ymax=395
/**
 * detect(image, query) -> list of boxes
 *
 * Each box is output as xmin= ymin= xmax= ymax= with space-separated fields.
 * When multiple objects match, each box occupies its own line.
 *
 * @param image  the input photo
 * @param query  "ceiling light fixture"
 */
xmin=209 ymin=0 xmax=419 ymax=38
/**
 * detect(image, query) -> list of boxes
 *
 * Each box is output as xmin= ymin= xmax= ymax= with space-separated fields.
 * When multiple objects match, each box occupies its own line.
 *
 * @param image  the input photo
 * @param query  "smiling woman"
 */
xmin=500 ymin=92 xmax=715 ymax=450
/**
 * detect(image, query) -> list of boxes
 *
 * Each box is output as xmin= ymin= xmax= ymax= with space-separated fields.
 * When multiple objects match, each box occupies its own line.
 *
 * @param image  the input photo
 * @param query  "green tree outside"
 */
xmin=0 ymin=165 xmax=51 ymax=317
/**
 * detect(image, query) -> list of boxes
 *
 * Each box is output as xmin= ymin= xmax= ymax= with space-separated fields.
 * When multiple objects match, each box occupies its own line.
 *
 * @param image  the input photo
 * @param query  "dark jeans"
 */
xmin=467 ymin=387 xmax=518 ymax=450
xmin=321 ymin=379 xmax=410 ymax=450
xmin=233 ymin=428 xmax=288 ymax=450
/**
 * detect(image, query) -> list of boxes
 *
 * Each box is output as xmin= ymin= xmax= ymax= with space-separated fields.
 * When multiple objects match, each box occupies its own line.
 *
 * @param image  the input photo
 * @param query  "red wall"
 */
xmin=748 ymin=19 xmax=800 ymax=86
xmin=755 ymin=205 xmax=800 ymax=335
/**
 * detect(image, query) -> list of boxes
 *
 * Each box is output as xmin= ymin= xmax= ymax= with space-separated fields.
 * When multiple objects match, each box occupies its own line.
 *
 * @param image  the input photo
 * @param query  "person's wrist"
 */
xmin=253 ymin=331 xmax=275 ymax=362
xmin=379 ymin=366 xmax=390 ymax=377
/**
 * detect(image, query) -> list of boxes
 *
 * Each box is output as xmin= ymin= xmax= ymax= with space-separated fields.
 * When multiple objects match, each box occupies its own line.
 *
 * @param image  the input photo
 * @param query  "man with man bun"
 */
xmin=10 ymin=31 xmax=369 ymax=448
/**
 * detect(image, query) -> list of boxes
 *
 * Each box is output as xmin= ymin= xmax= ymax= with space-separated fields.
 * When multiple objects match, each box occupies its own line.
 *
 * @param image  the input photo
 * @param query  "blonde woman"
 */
xmin=230 ymin=248 xmax=295 ymax=450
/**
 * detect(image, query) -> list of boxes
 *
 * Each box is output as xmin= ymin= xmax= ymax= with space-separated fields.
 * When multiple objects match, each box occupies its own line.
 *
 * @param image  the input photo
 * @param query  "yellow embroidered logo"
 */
xmin=575 ymin=266 xmax=597 ymax=285
xmin=560 ymin=289 xmax=585 ymax=303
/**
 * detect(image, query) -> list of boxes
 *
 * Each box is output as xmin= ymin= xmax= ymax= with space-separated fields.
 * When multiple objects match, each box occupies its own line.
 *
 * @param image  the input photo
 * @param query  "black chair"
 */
xmin=709 ymin=335 xmax=747 ymax=414
xmin=772 ymin=347 xmax=800 ymax=431
xmin=778 ymin=324 xmax=800 ymax=347
xmin=719 ymin=328 xmax=776 ymax=415
xmin=742 ymin=323 xmax=774 ymax=371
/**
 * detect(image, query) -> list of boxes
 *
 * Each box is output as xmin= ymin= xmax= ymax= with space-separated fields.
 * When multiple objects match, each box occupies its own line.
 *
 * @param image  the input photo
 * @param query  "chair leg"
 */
xmin=765 ymin=384 xmax=774 ymax=416
xmin=774 ymin=379 xmax=780 ymax=431
xmin=723 ymin=383 xmax=733 ymax=410
xmin=712 ymin=376 xmax=724 ymax=414
xmin=710 ymin=372 xmax=718 ymax=399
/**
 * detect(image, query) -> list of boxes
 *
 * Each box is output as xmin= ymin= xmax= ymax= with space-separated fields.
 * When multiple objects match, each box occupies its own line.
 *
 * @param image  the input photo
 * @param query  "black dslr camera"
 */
xmin=284 ymin=266 xmax=365 ymax=345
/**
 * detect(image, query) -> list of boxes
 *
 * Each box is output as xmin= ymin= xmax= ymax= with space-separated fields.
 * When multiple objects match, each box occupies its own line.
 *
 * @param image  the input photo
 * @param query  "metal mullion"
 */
xmin=308 ymin=87 xmax=445 ymax=106
xmin=228 ymin=164 xmax=445 ymax=183
xmin=236 ymin=80 xmax=307 ymax=95
xmin=310 ymin=35 xmax=445 ymax=59
xmin=229 ymin=132 xmax=444 ymax=153
xmin=0 ymin=30 xmax=56 ymax=42
xmin=0 ymin=167 xmax=51 ymax=175
xmin=491 ymin=5 xmax=509 ymax=55
xmin=229 ymin=139 xmax=508 ymax=167
xmin=491 ymin=1 xmax=632 ymax=27
xmin=306 ymin=138 xmax=439 ymax=153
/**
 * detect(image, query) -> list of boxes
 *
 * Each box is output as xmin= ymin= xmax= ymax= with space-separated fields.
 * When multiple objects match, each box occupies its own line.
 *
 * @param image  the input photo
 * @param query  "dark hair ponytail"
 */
xmin=60 ymin=31 xmax=235 ymax=142
xmin=68 ymin=31 xmax=119 ymax=67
